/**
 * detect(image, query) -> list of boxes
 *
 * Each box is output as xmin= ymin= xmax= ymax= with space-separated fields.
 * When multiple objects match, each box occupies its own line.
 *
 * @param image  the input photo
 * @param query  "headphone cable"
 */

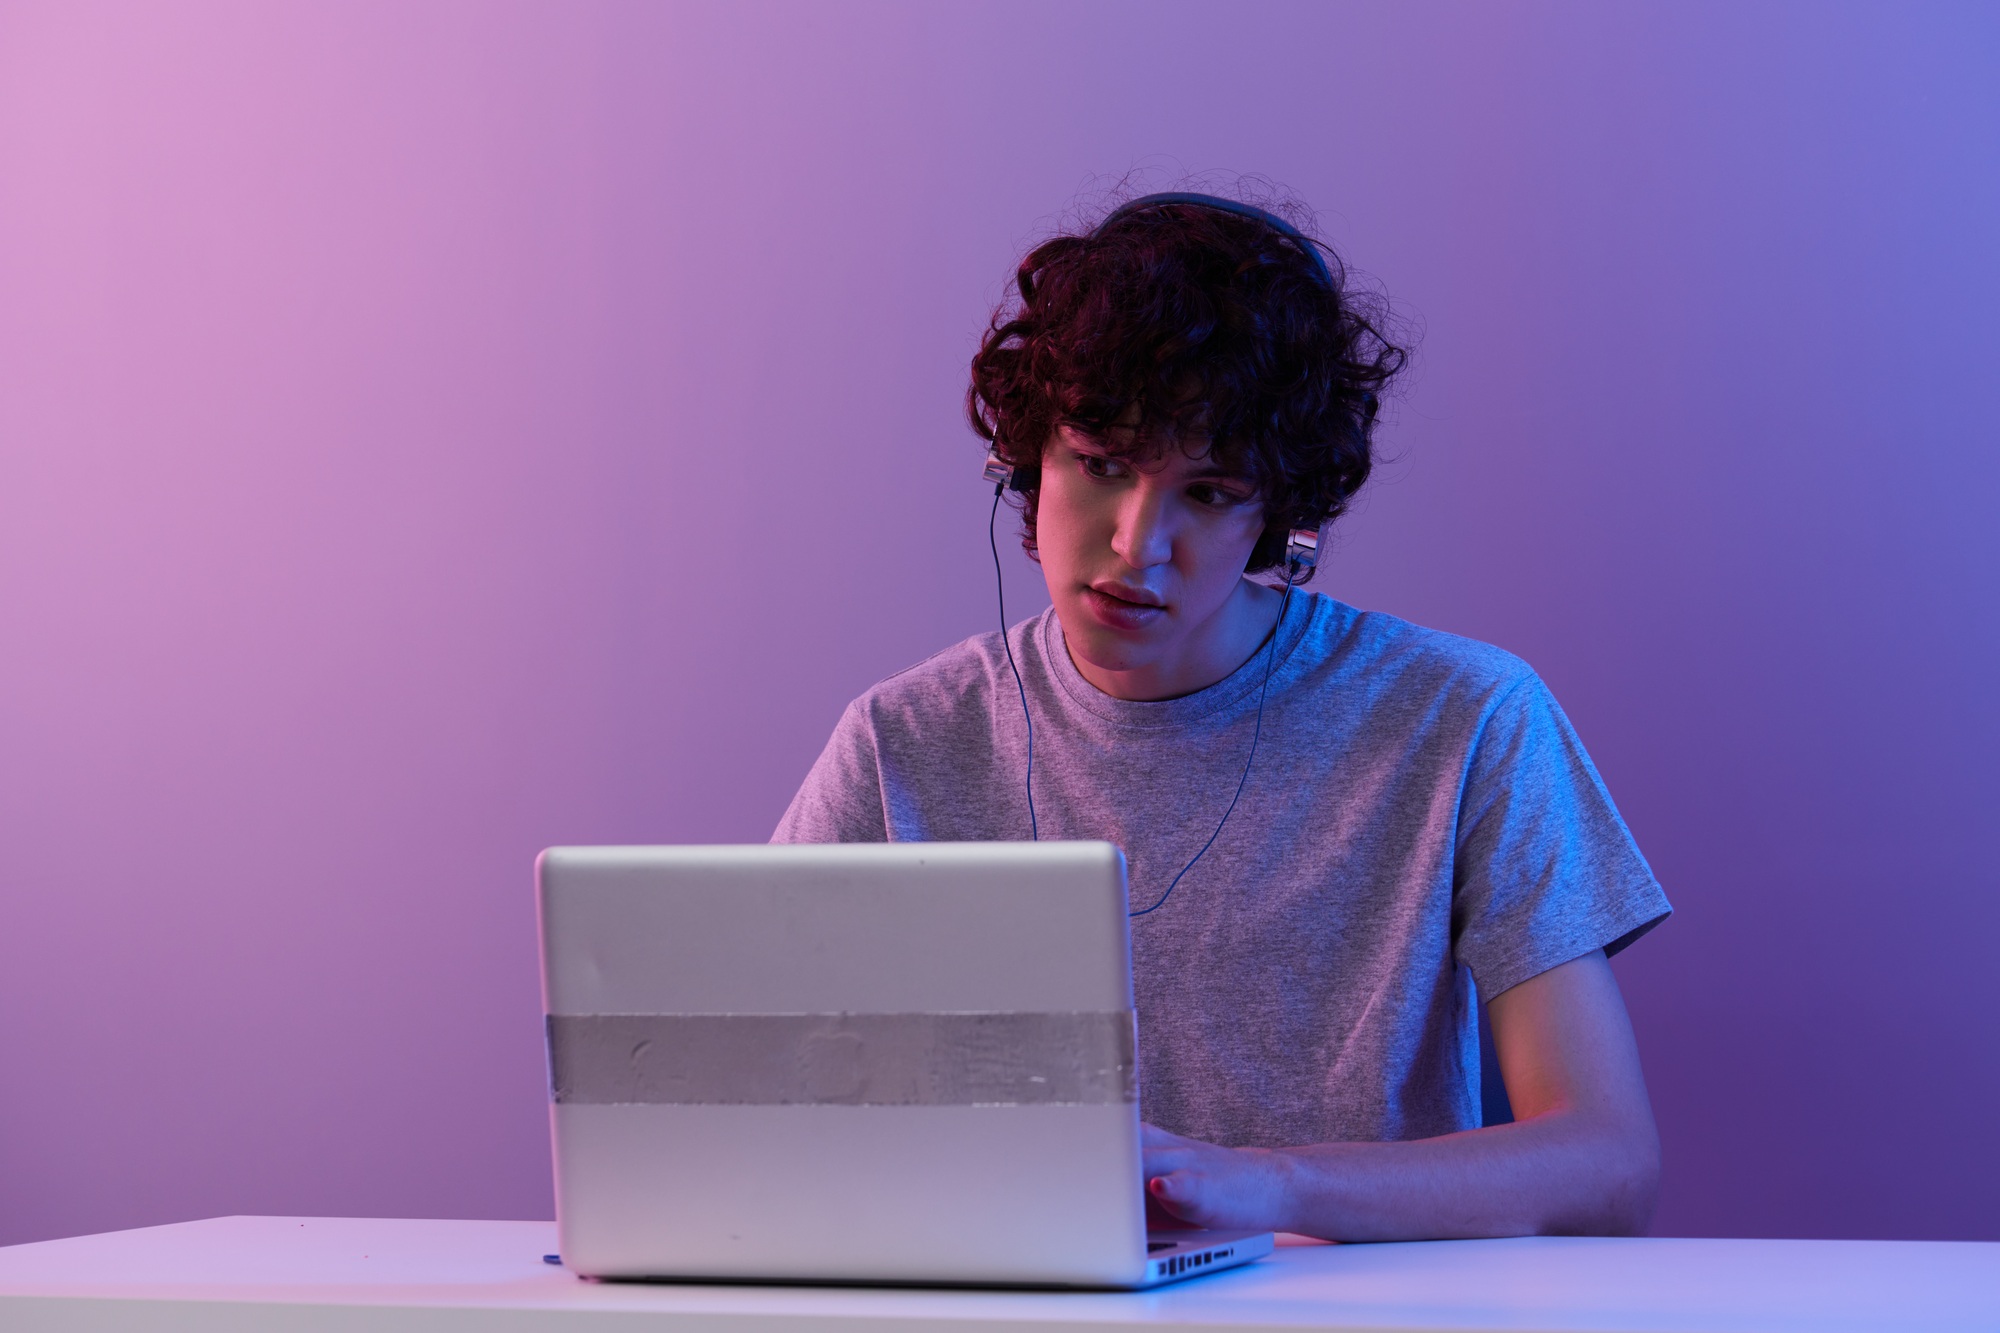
xmin=1127 ymin=571 xmax=1297 ymax=918
xmin=989 ymin=482 xmax=1303 ymax=914
xmin=991 ymin=484 xmax=1039 ymax=840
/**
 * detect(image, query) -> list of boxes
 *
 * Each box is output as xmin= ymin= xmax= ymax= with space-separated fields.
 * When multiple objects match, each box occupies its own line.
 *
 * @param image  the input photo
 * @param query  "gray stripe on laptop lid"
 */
xmin=546 ymin=1012 xmax=1137 ymax=1106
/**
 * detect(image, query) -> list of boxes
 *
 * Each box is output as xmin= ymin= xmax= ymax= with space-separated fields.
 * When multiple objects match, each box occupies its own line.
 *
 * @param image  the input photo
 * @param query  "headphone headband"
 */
xmin=1092 ymin=192 xmax=1334 ymax=290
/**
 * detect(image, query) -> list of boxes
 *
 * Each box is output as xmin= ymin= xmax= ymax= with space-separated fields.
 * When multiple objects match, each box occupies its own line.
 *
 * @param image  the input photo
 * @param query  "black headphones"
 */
xmin=1098 ymin=191 xmax=1336 ymax=287
xmin=982 ymin=193 xmax=1329 ymax=916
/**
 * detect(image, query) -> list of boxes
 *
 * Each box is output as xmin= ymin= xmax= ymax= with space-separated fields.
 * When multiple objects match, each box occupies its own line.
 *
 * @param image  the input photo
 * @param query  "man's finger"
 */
xmin=1148 ymin=1171 xmax=1196 ymax=1209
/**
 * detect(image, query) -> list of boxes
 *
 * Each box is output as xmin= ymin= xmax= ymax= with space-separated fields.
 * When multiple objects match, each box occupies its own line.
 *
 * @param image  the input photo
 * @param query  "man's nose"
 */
xmin=1110 ymin=484 xmax=1175 ymax=569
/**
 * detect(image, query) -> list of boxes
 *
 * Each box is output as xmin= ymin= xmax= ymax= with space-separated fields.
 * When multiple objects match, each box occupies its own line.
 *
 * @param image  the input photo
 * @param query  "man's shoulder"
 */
xmin=847 ymin=622 xmax=1018 ymax=728
xmin=1308 ymin=596 xmax=1539 ymax=712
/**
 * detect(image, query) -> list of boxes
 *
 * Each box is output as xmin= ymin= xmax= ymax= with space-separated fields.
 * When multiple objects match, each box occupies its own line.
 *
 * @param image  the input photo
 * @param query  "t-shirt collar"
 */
xmin=1036 ymin=589 xmax=1322 ymax=728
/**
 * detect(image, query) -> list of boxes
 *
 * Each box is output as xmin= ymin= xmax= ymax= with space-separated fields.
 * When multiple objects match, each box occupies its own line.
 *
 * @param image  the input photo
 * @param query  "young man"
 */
xmin=774 ymin=194 xmax=1670 ymax=1240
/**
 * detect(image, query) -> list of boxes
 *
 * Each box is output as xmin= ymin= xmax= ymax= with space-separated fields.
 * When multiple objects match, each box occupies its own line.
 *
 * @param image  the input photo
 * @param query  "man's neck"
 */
xmin=1066 ymin=578 xmax=1287 ymax=702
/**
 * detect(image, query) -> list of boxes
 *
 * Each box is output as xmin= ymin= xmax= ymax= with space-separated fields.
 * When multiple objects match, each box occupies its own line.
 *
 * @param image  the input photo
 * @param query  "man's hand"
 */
xmin=1142 ymin=1123 xmax=1295 ymax=1230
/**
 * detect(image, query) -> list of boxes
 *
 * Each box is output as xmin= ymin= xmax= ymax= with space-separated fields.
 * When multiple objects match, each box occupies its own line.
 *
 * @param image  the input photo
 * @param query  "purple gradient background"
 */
xmin=1 ymin=0 xmax=1995 ymax=1245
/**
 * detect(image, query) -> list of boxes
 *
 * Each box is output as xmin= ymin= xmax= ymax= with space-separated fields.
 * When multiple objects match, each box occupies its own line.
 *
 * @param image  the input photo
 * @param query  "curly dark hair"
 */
xmin=966 ymin=195 xmax=1407 ymax=579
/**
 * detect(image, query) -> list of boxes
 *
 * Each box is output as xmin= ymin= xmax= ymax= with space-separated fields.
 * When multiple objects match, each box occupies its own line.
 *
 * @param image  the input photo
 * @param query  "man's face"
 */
xmin=1034 ymin=425 xmax=1275 ymax=702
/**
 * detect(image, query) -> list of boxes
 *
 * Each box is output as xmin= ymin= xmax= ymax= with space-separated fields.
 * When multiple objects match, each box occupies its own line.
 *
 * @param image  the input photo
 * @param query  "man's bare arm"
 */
xmin=1142 ymin=950 xmax=1661 ymax=1240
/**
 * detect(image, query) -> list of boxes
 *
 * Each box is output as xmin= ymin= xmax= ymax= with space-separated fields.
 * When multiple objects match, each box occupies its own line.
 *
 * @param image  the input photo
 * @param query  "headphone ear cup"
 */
xmin=1284 ymin=528 xmax=1319 ymax=580
xmin=981 ymin=452 xmax=1040 ymax=493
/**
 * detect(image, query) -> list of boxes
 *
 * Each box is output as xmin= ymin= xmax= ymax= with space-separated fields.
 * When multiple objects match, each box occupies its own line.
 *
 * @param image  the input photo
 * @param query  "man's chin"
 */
xmin=1057 ymin=613 xmax=1166 ymax=676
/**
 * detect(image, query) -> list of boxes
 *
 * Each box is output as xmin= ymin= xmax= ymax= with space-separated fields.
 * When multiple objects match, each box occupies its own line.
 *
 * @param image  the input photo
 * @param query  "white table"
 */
xmin=0 ymin=1215 xmax=1993 ymax=1331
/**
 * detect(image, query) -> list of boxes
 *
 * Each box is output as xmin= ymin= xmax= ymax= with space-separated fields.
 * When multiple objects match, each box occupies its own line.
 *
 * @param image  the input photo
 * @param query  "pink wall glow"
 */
xmin=1 ymin=0 xmax=1995 ymax=1244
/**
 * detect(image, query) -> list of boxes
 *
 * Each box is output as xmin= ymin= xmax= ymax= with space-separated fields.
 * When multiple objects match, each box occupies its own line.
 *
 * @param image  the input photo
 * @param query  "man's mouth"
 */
xmin=1081 ymin=582 xmax=1168 ymax=630
xmin=1091 ymin=581 xmax=1165 ymax=608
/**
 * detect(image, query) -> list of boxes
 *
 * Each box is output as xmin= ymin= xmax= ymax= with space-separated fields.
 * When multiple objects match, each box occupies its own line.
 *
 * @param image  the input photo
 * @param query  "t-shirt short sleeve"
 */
xmin=772 ymin=700 xmax=891 ymax=843
xmin=1450 ymin=674 xmax=1670 ymax=999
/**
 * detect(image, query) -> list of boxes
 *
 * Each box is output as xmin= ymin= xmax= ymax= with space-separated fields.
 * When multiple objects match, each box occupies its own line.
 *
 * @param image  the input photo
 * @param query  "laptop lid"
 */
xmin=537 ymin=841 xmax=1152 ymax=1286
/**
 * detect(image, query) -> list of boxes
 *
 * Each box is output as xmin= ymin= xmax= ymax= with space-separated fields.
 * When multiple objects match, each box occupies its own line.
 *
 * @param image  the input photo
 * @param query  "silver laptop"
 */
xmin=535 ymin=841 xmax=1274 ymax=1288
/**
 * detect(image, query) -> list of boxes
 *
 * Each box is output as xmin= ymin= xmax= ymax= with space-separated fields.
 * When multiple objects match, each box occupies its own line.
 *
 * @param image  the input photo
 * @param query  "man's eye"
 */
xmin=1079 ymin=455 xmax=1121 ymax=478
xmin=1189 ymin=484 xmax=1249 ymax=507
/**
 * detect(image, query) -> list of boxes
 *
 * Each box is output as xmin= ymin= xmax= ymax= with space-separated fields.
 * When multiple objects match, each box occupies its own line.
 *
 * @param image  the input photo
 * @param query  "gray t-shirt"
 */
xmin=773 ymin=591 xmax=1669 ymax=1147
